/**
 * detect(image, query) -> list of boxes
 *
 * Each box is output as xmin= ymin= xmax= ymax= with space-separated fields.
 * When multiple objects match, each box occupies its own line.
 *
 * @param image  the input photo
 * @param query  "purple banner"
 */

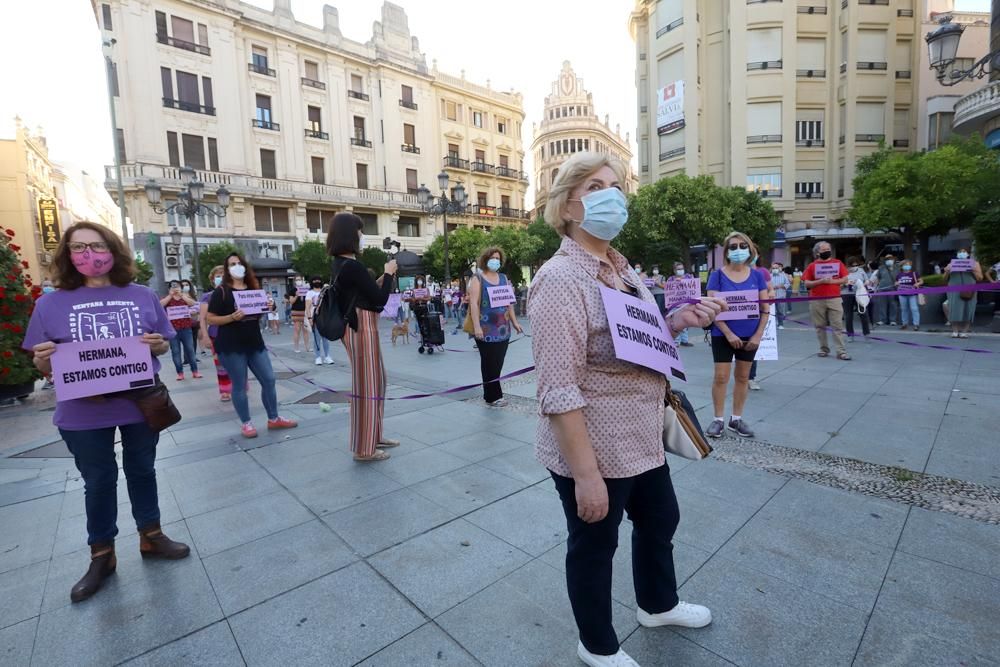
xmin=412 ymin=288 xmax=429 ymax=299
xmin=664 ymin=278 xmax=701 ymax=308
xmin=233 ymin=289 xmax=268 ymax=315
xmin=166 ymin=305 xmax=190 ymax=320
xmin=382 ymin=293 xmax=402 ymax=319
xmin=51 ymin=336 xmax=155 ymax=401
xmin=600 ymin=286 xmax=686 ymax=382
xmin=487 ymin=284 xmax=517 ymax=308
xmin=296 ymin=286 xmax=309 ymax=296
xmin=716 ymin=290 xmax=760 ymax=321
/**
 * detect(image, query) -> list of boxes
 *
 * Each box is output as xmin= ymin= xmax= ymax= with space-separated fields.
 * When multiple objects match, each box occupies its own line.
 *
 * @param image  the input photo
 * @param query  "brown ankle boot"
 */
xmin=138 ymin=523 xmax=190 ymax=560
xmin=70 ymin=542 xmax=116 ymax=603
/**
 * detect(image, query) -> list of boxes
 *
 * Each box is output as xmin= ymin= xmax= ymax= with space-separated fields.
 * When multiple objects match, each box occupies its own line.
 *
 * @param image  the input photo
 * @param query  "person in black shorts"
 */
xmin=705 ymin=232 xmax=770 ymax=439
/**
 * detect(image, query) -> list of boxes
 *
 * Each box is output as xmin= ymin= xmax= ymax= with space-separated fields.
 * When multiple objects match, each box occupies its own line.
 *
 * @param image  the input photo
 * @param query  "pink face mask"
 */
xmin=72 ymin=251 xmax=115 ymax=277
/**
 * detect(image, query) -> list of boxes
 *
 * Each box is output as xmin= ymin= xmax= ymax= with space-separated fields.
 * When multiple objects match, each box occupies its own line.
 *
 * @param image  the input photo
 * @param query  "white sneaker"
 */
xmin=748 ymin=380 xmax=761 ymax=391
xmin=488 ymin=398 xmax=509 ymax=407
xmin=577 ymin=642 xmax=640 ymax=667
xmin=637 ymin=602 xmax=712 ymax=629
xmin=778 ymin=325 xmax=784 ymax=330
xmin=314 ymin=357 xmax=323 ymax=366
xmin=324 ymin=356 xmax=334 ymax=365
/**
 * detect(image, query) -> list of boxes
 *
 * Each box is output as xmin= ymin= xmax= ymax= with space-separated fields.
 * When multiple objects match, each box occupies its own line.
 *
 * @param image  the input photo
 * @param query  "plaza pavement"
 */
xmin=1 ymin=308 xmax=999 ymax=666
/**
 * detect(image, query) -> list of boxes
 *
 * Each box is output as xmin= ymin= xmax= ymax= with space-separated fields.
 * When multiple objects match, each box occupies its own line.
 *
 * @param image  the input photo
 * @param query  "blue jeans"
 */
xmin=676 ymin=328 xmax=689 ymax=344
xmin=60 ymin=422 xmax=160 ymax=545
xmin=217 ymin=348 xmax=278 ymax=423
xmin=312 ymin=327 xmax=330 ymax=358
xmin=899 ymin=294 xmax=920 ymax=326
xmin=168 ymin=327 xmax=198 ymax=374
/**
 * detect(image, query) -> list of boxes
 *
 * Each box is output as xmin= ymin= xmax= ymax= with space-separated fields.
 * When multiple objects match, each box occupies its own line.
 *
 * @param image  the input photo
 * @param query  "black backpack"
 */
xmin=313 ymin=261 xmax=356 ymax=341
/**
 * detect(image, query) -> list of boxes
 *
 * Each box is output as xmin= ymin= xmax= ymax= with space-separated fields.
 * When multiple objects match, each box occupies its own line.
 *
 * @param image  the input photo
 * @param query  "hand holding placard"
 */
xmin=50 ymin=337 xmax=155 ymax=401
xmin=950 ymin=258 xmax=974 ymax=272
xmin=715 ymin=290 xmax=760 ymax=321
xmin=600 ymin=287 xmax=686 ymax=381
xmin=232 ymin=289 xmax=268 ymax=315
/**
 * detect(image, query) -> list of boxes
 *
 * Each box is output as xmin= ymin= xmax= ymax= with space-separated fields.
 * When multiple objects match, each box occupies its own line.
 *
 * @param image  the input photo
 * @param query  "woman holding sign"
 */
xmin=23 ymin=221 xmax=191 ymax=603
xmin=468 ymin=247 xmax=523 ymax=407
xmin=160 ymin=281 xmax=201 ymax=380
xmin=943 ymin=248 xmax=984 ymax=339
xmin=206 ymin=253 xmax=298 ymax=438
xmin=705 ymin=232 xmax=770 ymax=439
xmin=529 ymin=153 xmax=724 ymax=666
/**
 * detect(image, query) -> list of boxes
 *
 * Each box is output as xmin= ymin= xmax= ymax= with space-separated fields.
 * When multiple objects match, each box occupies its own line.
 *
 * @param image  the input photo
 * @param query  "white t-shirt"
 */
xmin=305 ymin=289 xmax=321 ymax=315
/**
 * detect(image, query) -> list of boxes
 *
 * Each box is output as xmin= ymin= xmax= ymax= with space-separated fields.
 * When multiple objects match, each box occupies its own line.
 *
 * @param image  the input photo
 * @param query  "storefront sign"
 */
xmin=51 ymin=336 xmax=154 ymax=401
xmin=656 ymin=80 xmax=685 ymax=135
xmin=37 ymin=197 xmax=61 ymax=251
xmin=600 ymin=287 xmax=685 ymax=382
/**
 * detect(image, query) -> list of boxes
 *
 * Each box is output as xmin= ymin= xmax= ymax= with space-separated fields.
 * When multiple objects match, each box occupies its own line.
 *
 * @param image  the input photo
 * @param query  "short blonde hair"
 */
xmin=543 ymin=152 xmax=627 ymax=236
xmin=722 ymin=231 xmax=758 ymax=266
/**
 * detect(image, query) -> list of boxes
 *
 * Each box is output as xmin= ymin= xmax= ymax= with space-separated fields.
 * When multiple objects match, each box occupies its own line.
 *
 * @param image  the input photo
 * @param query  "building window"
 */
xmin=255 ymin=94 xmax=272 ymax=124
xmin=182 ymin=134 xmax=205 ymax=170
xmin=794 ymin=179 xmax=824 ymax=198
xmin=308 ymin=106 xmax=322 ymax=133
xmin=473 ymin=110 xmax=483 ymax=128
xmin=260 ymin=149 xmax=276 ymax=179
xmin=746 ymin=172 xmax=782 ymax=196
xmin=552 ymin=168 xmax=559 ymax=185
xmin=444 ymin=100 xmax=458 ymax=121
xmin=477 ymin=192 xmax=488 ymax=207
xmin=397 ymin=215 xmax=419 ymax=237
xmin=304 ymin=60 xmax=319 ymax=81
xmin=400 ymin=84 xmax=416 ymax=109
xmin=207 ymin=138 xmax=219 ymax=171
xmin=501 ymin=195 xmax=511 ymax=213
xmin=795 ymin=119 xmax=824 ymax=145
xmin=167 ymin=132 xmax=180 ymax=167
xmin=353 ymin=116 xmax=366 ymax=141
xmin=311 ymin=157 xmax=325 ymax=185
xmin=253 ymin=206 xmax=290 ymax=233
xmin=405 ymin=168 xmax=418 ymax=195
xmin=350 ymin=74 xmax=363 ymax=93
xmin=928 ymin=112 xmax=954 ymax=150
xmin=115 ymin=128 xmax=126 ymax=162
xmin=747 ymin=27 xmax=782 ymax=69
xmin=497 ymin=117 xmax=507 ymax=134
xmin=447 ymin=143 xmax=459 ymax=159
xmin=101 ymin=3 xmax=113 ymax=30
xmin=176 ymin=71 xmax=199 ymax=107
xmin=356 ymin=163 xmax=368 ymax=189
xmin=357 ymin=213 xmax=378 ymax=235
xmin=403 ymin=123 xmax=416 ymax=148
xmin=252 ymin=46 xmax=269 ymax=70
xmin=306 ymin=209 xmax=336 ymax=234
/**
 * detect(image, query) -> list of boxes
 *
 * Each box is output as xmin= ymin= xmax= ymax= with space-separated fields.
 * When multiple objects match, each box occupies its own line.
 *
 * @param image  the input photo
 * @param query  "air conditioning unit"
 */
xmin=164 ymin=255 xmax=180 ymax=268
xmin=165 ymin=244 xmax=179 ymax=255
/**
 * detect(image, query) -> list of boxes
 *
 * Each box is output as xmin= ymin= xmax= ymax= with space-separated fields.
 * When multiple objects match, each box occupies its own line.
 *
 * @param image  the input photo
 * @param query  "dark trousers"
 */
xmin=842 ymin=294 xmax=871 ymax=336
xmin=475 ymin=339 xmax=509 ymax=404
xmin=60 ymin=422 xmax=161 ymax=545
xmin=552 ymin=464 xmax=680 ymax=655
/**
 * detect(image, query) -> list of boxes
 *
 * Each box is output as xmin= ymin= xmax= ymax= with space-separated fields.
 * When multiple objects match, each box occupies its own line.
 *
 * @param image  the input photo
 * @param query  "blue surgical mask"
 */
xmin=957 ymin=252 xmax=969 ymax=260
xmin=728 ymin=248 xmax=751 ymax=264
xmin=573 ymin=188 xmax=628 ymax=241
xmin=213 ymin=275 xmax=223 ymax=287
xmin=486 ymin=258 xmax=502 ymax=272
xmin=42 ymin=285 xmax=55 ymax=294
xmin=902 ymin=265 xmax=912 ymax=271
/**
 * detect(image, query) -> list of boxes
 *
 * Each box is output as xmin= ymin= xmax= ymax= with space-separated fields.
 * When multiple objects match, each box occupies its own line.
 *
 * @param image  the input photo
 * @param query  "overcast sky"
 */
xmin=0 ymin=0 xmax=991 ymax=207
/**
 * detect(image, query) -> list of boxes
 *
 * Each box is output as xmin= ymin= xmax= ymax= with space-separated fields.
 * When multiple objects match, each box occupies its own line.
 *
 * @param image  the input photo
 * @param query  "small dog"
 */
xmin=391 ymin=318 xmax=410 ymax=345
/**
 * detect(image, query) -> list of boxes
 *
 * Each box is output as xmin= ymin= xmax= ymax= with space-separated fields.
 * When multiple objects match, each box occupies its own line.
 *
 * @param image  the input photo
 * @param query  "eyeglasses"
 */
xmin=67 ymin=241 xmax=110 ymax=254
xmin=727 ymin=243 xmax=750 ymax=251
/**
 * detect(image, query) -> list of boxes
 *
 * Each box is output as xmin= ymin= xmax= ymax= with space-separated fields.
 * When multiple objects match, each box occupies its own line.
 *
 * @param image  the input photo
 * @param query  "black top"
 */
xmin=208 ymin=285 xmax=265 ymax=353
xmin=288 ymin=290 xmax=307 ymax=311
xmin=331 ymin=256 xmax=392 ymax=330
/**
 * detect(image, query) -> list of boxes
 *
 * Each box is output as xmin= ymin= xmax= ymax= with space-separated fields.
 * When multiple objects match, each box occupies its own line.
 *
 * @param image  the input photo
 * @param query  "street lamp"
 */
xmin=143 ymin=167 xmax=230 ymax=286
xmin=418 ymin=171 xmax=466 ymax=285
xmin=925 ymin=16 xmax=1000 ymax=85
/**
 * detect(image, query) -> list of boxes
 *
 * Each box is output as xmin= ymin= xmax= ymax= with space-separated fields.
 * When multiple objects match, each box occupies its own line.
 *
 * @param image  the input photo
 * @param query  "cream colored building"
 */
xmin=951 ymin=0 xmax=1000 ymax=149
xmin=530 ymin=62 xmax=638 ymax=218
xmin=919 ymin=1 xmax=991 ymax=150
xmin=630 ymin=0 xmax=921 ymax=266
xmin=51 ymin=163 xmax=122 ymax=236
xmin=96 ymin=0 xmax=527 ymax=288
xmin=0 ymin=119 xmax=58 ymax=284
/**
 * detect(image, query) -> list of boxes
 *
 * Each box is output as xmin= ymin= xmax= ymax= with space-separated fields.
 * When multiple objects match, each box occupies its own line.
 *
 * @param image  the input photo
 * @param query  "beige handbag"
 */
xmin=663 ymin=389 xmax=713 ymax=460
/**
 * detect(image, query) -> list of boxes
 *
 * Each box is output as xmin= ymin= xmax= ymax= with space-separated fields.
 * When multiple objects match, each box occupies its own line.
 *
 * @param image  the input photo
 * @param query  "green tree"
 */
xmin=725 ymin=187 xmax=781 ymax=256
xmin=290 ymin=239 xmax=329 ymax=281
xmin=195 ymin=241 xmax=240 ymax=290
xmin=972 ymin=200 xmax=1000 ymax=271
xmin=525 ymin=216 xmax=562 ymax=268
xmin=486 ymin=224 xmax=542 ymax=285
xmin=422 ymin=227 xmax=489 ymax=283
xmin=358 ymin=246 xmax=388 ymax=276
xmin=133 ymin=258 xmax=154 ymax=286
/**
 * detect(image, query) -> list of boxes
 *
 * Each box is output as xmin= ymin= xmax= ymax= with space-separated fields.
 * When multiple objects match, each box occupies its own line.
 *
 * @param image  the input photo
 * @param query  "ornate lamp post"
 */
xmin=417 ymin=171 xmax=466 ymax=285
xmin=925 ymin=15 xmax=1000 ymax=85
xmin=143 ymin=165 xmax=230 ymax=286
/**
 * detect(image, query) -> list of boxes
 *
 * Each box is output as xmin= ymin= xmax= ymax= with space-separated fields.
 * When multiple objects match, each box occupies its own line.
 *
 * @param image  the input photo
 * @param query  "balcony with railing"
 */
xmin=796 ymin=68 xmax=826 ymax=78
xmin=347 ymin=90 xmax=370 ymax=101
xmin=656 ymin=17 xmax=683 ymax=38
xmin=895 ymin=70 xmax=912 ymax=79
xmin=443 ymin=156 xmax=470 ymax=170
xmin=659 ymin=147 xmax=686 ymax=161
xmin=350 ymin=136 xmax=372 ymax=148
xmin=156 ymin=33 xmax=210 ymax=56
xmin=747 ymin=134 xmax=782 ymax=144
xmin=795 ymin=138 xmax=825 ymax=147
xmin=401 ymin=144 xmax=420 ymax=154
xmin=855 ymin=133 xmax=885 ymax=143
xmin=797 ymin=5 xmax=827 ymax=13
xmin=471 ymin=161 xmax=495 ymax=174
xmin=748 ymin=60 xmax=783 ymax=71
xmin=795 ymin=190 xmax=824 ymax=199
xmin=753 ymin=188 xmax=783 ymax=198
xmin=162 ymin=98 xmax=215 ymax=116
xmin=893 ymin=139 xmax=910 ymax=147
xmin=305 ymin=129 xmax=328 ymax=140
xmin=399 ymin=99 xmax=418 ymax=110
xmin=857 ymin=61 xmax=888 ymax=71
xmin=496 ymin=165 xmax=525 ymax=180
xmin=248 ymin=62 xmax=275 ymax=77
xmin=251 ymin=119 xmax=280 ymax=131
xmin=301 ymin=77 xmax=326 ymax=90
xmin=897 ymin=8 xmax=914 ymax=16
xmin=954 ymin=80 xmax=1000 ymax=133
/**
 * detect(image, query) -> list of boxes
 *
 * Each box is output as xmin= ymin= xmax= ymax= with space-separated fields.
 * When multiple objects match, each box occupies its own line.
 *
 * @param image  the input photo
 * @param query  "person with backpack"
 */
xmin=326 ymin=213 xmax=399 ymax=461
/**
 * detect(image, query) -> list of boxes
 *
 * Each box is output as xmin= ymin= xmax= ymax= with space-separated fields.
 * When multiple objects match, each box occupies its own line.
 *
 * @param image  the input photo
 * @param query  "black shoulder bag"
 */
xmin=313 ymin=260 xmax=356 ymax=341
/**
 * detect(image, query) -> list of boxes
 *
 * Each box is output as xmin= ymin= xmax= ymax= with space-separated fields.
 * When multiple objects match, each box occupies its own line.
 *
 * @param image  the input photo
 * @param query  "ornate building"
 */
xmin=530 ymin=62 xmax=637 ymax=218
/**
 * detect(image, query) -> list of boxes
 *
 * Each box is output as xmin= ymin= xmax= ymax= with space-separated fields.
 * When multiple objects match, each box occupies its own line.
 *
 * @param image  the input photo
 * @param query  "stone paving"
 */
xmin=1 ymin=311 xmax=999 ymax=666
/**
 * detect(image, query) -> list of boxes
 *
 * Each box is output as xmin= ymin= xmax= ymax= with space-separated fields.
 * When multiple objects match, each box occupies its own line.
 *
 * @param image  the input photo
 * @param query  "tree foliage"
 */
xmin=358 ymin=247 xmax=388 ymax=276
xmin=133 ymin=258 xmax=154 ymax=286
xmin=972 ymin=200 xmax=1000 ymax=271
xmin=290 ymin=240 xmax=329 ymax=281
xmin=196 ymin=241 xmax=240 ymax=290
xmin=525 ymin=217 xmax=562 ymax=267
xmin=422 ymin=227 xmax=489 ymax=283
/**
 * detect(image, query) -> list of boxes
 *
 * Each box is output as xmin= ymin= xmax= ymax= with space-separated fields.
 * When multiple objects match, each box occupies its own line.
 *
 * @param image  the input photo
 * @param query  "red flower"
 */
xmin=21 ymin=261 xmax=29 ymax=269
xmin=2 ymin=351 xmax=11 ymax=358
xmin=9 ymin=244 xmax=20 ymax=252
xmin=14 ymin=294 xmax=26 ymax=302
xmin=10 ymin=324 xmax=21 ymax=334
xmin=4 ymin=229 xmax=14 ymax=237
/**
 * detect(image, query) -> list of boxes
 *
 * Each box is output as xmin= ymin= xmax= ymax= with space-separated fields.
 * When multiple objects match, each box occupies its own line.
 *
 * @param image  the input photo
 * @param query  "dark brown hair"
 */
xmin=222 ymin=252 xmax=260 ymax=290
xmin=52 ymin=221 xmax=135 ymax=290
xmin=846 ymin=256 xmax=863 ymax=268
xmin=326 ymin=212 xmax=362 ymax=256
xmin=477 ymin=246 xmax=505 ymax=271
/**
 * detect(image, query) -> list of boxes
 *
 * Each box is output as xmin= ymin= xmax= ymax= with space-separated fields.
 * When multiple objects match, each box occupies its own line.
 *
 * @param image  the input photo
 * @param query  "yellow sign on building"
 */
xmin=37 ymin=197 xmax=61 ymax=250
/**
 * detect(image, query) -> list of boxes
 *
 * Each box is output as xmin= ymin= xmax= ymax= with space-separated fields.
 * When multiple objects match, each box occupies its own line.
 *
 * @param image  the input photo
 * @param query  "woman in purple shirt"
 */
xmin=22 ymin=222 xmax=190 ymax=604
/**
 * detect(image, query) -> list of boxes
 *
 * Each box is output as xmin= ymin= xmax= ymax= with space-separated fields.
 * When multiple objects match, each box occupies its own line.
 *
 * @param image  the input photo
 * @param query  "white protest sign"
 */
xmin=756 ymin=305 xmax=778 ymax=361
xmin=486 ymin=284 xmax=517 ymax=308
xmin=600 ymin=287 xmax=686 ymax=382
xmin=233 ymin=289 xmax=269 ymax=315
xmin=814 ymin=262 xmax=841 ymax=280
xmin=166 ymin=305 xmax=190 ymax=320
xmin=716 ymin=290 xmax=760 ymax=321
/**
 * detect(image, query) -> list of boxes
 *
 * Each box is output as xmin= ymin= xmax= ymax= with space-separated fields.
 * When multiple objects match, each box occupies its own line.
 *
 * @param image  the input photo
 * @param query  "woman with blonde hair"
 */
xmin=529 ymin=152 xmax=724 ymax=667
xmin=705 ymin=231 xmax=770 ymax=439
xmin=467 ymin=245 xmax=523 ymax=406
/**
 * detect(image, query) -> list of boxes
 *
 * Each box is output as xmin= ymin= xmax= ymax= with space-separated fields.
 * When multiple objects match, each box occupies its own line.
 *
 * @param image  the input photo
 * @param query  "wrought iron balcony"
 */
xmin=897 ymin=8 xmax=914 ymax=16
xmin=857 ymin=62 xmax=888 ymax=71
xmin=305 ymin=129 xmax=329 ymax=140
xmin=796 ymin=138 xmax=825 ymax=147
xmin=347 ymin=90 xmax=369 ymax=101
xmin=748 ymin=60 xmax=783 ymax=71
xmin=797 ymin=68 xmax=826 ymax=78
xmin=471 ymin=161 xmax=495 ymax=174
xmin=855 ymin=133 xmax=885 ymax=142
xmin=747 ymin=134 xmax=782 ymax=144
xmin=156 ymin=33 xmax=210 ymax=56
xmin=301 ymin=77 xmax=326 ymax=90
xmin=401 ymin=144 xmax=420 ymax=154
xmin=895 ymin=70 xmax=912 ymax=79
xmin=795 ymin=190 xmax=824 ymax=199
xmin=859 ymin=0 xmax=889 ymax=5
xmin=248 ymin=62 xmax=276 ymax=77
xmin=495 ymin=165 xmax=521 ymax=179
xmin=162 ymin=98 xmax=215 ymax=115
xmin=399 ymin=99 xmax=418 ymax=110
xmin=656 ymin=17 xmax=683 ymax=38
xmin=350 ymin=137 xmax=372 ymax=148
xmin=443 ymin=156 xmax=470 ymax=170
xmin=797 ymin=5 xmax=828 ymax=13
xmin=659 ymin=147 xmax=685 ymax=161
xmin=753 ymin=189 xmax=782 ymax=198
xmin=251 ymin=119 xmax=280 ymax=131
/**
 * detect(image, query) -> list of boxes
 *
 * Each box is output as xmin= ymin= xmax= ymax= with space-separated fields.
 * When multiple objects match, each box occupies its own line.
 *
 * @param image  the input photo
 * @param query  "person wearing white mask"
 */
xmin=648 ymin=265 xmax=666 ymax=313
xmin=943 ymin=248 xmax=984 ymax=338
xmin=666 ymin=262 xmax=695 ymax=346
xmin=529 ymin=152 xmax=724 ymax=667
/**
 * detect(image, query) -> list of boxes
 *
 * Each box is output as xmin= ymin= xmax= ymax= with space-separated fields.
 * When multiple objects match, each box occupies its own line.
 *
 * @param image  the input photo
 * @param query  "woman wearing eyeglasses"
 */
xmin=22 ymin=222 xmax=191 ymax=603
xmin=705 ymin=232 xmax=770 ymax=439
